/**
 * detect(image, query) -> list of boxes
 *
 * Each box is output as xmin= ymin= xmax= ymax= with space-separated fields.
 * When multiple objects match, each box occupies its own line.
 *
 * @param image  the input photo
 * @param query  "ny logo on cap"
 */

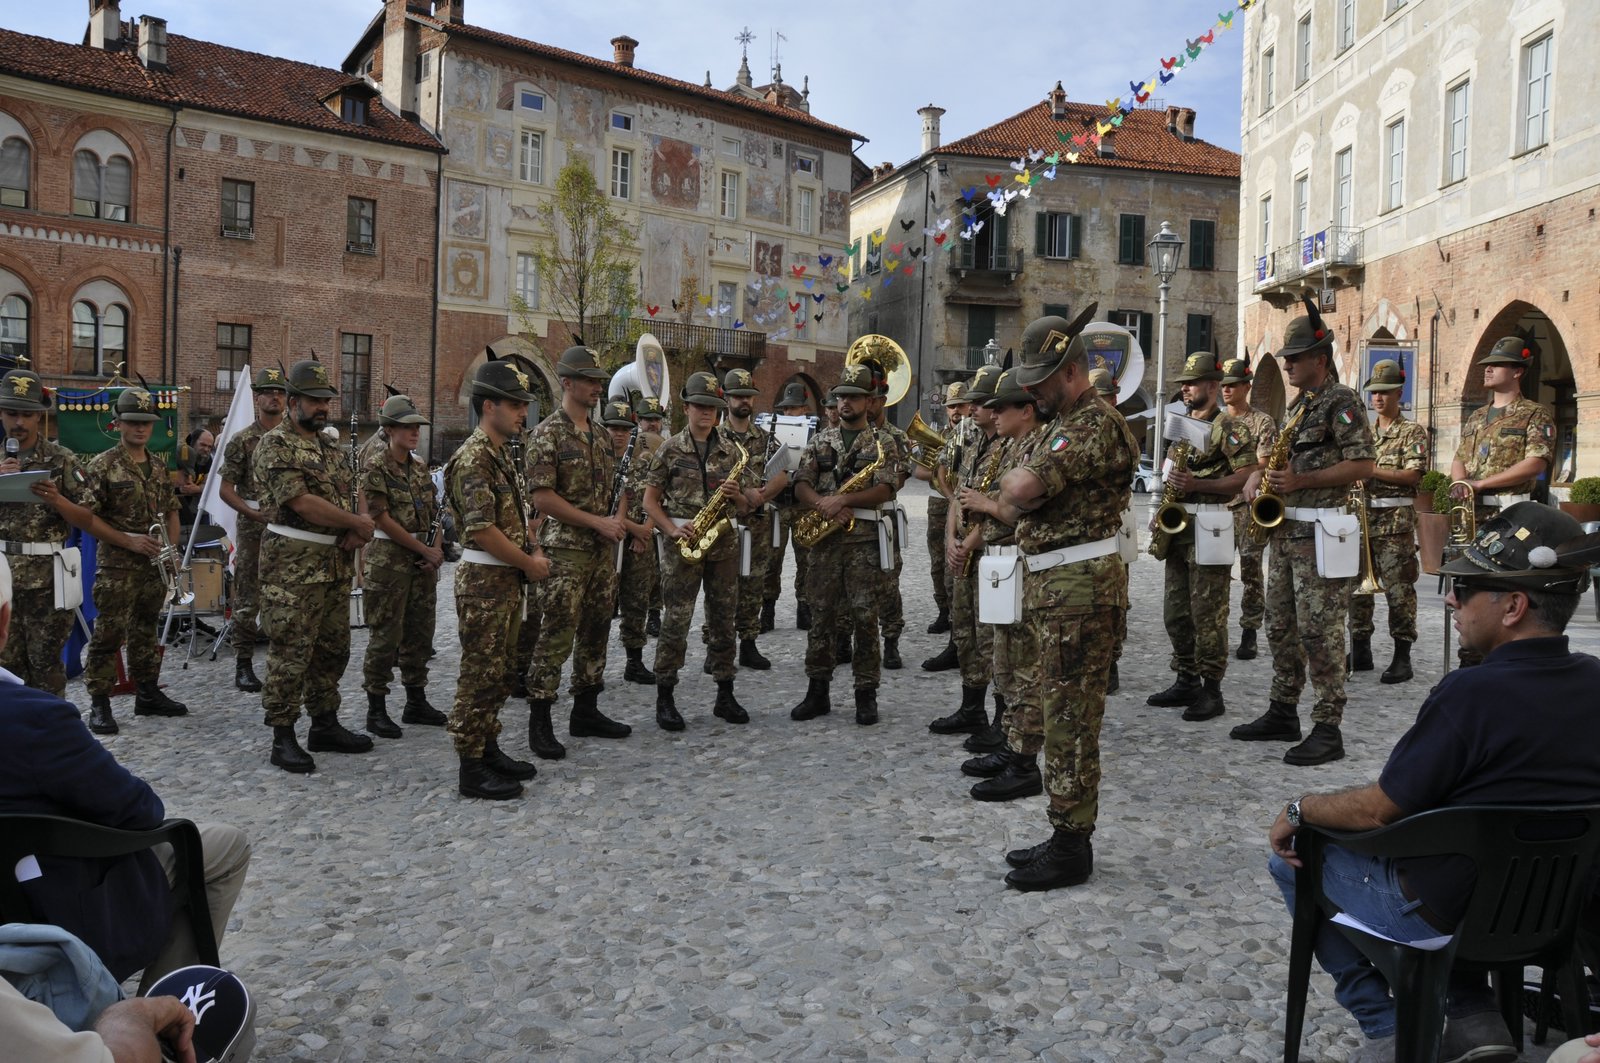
xmin=513 ymin=367 xmax=530 ymax=391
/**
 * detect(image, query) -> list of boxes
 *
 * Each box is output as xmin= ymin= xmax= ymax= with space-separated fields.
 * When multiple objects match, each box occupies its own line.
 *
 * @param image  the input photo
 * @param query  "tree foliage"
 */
xmin=528 ymin=155 xmax=638 ymax=358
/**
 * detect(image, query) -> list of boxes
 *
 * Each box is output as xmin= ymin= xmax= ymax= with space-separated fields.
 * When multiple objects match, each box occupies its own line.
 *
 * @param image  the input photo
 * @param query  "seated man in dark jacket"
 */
xmin=1266 ymin=502 xmax=1600 ymax=1063
xmin=0 ymin=555 xmax=250 ymax=991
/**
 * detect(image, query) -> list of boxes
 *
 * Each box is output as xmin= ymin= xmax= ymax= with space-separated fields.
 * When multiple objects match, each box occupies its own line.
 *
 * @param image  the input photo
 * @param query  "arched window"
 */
xmin=102 ymin=304 xmax=127 ymax=367
xmin=70 ymin=300 xmax=129 ymax=376
xmin=72 ymin=149 xmax=132 ymax=222
xmin=0 ymin=137 xmax=28 ymax=208
xmin=0 ymin=294 xmax=28 ymax=361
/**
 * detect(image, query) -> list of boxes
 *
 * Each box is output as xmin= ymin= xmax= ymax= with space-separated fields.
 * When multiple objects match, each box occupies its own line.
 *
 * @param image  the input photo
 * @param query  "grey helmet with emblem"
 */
xmin=113 ymin=386 xmax=162 ymax=423
xmin=601 ymin=400 xmax=637 ymax=429
xmin=722 ymin=368 xmax=759 ymax=398
xmin=285 ymin=358 xmax=339 ymax=399
xmin=682 ymin=371 xmax=727 ymax=408
xmin=1440 ymin=501 xmax=1600 ymax=594
xmin=378 ymin=393 xmax=430 ymax=427
xmin=470 ymin=351 xmax=538 ymax=401
xmin=555 ymin=345 xmax=609 ymax=380
xmin=0 ymin=368 xmax=49 ymax=412
xmin=1015 ymin=304 xmax=1099 ymax=388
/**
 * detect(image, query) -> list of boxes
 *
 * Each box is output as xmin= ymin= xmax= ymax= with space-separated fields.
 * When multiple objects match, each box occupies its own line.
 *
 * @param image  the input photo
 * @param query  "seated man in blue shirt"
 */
xmin=1267 ymin=501 xmax=1600 ymax=1063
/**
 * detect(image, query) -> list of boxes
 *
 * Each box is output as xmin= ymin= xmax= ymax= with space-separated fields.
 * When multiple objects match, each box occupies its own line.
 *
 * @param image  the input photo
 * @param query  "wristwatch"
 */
xmin=1286 ymin=797 xmax=1305 ymax=829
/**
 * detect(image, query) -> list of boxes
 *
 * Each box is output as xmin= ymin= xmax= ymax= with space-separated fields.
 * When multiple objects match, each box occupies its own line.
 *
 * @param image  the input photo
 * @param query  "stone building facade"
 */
xmin=1239 ymin=0 xmax=1599 ymax=484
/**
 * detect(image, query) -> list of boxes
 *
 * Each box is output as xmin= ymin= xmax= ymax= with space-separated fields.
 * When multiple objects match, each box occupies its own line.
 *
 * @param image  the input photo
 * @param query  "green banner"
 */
xmin=53 ymin=386 xmax=181 ymax=467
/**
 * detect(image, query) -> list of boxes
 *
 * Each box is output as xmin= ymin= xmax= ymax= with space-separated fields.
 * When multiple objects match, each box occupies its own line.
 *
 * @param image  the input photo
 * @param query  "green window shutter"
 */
xmin=1036 ymin=212 xmax=1049 ymax=256
xmin=1069 ymin=214 xmax=1082 ymax=259
xmin=1140 ymin=312 xmax=1155 ymax=350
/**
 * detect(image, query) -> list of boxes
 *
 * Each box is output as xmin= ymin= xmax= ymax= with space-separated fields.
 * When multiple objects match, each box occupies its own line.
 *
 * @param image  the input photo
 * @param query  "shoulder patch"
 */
xmin=1049 ymin=435 xmax=1069 ymax=453
xmin=1336 ymin=408 xmax=1356 ymax=426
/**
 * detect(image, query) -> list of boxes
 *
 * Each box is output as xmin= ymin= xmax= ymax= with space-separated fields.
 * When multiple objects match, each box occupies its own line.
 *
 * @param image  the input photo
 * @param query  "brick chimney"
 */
xmin=380 ymin=0 xmax=420 ymax=116
xmin=1099 ymin=130 xmax=1116 ymax=158
xmin=611 ymin=35 xmax=638 ymax=67
xmin=918 ymin=104 xmax=945 ymax=154
xmin=137 ymin=15 xmax=167 ymax=70
xmin=1049 ymin=80 xmax=1068 ymax=119
xmin=88 ymin=0 xmax=121 ymax=50
xmin=1165 ymin=105 xmax=1197 ymax=140
xmin=432 ymin=0 xmax=464 ymax=24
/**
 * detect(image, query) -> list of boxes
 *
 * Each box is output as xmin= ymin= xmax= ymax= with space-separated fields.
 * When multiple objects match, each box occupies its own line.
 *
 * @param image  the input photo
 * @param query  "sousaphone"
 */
xmin=844 ymin=334 xmax=911 ymax=407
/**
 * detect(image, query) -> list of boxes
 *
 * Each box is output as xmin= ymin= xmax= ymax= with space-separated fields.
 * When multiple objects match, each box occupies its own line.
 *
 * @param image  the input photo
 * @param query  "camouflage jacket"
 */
xmin=0 ymin=438 xmax=88 ymax=589
xmin=953 ymin=428 xmax=1002 ymax=543
xmin=84 ymin=445 xmax=178 ymax=572
xmin=1453 ymin=395 xmax=1555 ymax=495
xmin=1016 ymin=388 xmax=1138 ymax=608
xmin=527 ymin=408 xmax=615 ymax=553
xmin=717 ymin=420 xmax=774 ymax=522
xmin=253 ymin=422 xmax=355 ymax=584
xmin=1367 ymin=416 xmax=1430 ymax=537
xmin=364 ymin=445 xmax=438 ymax=571
xmin=1181 ymin=409 xmax=1259 ymax=503
xmin=643 ymin=426 xmax=757 ymax=563
xmin=219 ymin=421 xmax=269 ymax=532
xmin=880 ymin=422 xmax=912 ymax=487
xmin=982 ymin=425 xmax=1048 ymax=546
xmin=1277 ymin=381 xmax=1376 ymax=539
xmin=795 ymin=424 xmax=904 ymax=545
xmin=446 ymin=427 xmax=528 ymax=597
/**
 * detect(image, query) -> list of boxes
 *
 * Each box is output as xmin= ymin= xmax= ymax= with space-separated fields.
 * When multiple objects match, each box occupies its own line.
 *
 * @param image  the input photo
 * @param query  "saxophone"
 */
xmin=793 ymin=438 xmax=885 ymax=548
xmin=678 ymin=440 xmax=749 ymax=562
xmin=959 ymin=441 xmax=1007 ymax=578
xmin=1248 ymin=401 xmax=1309 ymax=545
xmin=1148 ymin=442 xmax=1195 ymax=562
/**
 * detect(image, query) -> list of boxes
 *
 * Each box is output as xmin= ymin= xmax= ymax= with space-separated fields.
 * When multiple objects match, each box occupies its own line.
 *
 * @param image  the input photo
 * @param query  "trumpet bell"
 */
xmin=905 ymin=411 xmax=947 ymax=472
xmin=1353 ymin=572 xmax=1386 ymax=596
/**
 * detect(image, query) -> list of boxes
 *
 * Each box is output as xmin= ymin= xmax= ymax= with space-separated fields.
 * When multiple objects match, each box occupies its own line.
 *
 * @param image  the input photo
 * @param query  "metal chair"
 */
xmin=1284 ymin=804 xmax=1600 ymax=1062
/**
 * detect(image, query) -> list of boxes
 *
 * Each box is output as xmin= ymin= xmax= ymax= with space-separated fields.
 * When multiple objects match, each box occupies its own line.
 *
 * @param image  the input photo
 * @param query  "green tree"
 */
xmin=529 ymin=155 xmax=638 ymax=358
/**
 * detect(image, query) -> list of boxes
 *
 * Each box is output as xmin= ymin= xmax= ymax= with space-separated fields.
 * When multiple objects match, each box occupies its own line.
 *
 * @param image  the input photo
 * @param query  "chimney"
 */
xmin=611 ymin=35 xmax=638 ymax=67
xmin=380 ymin=0 xmax=420 ymax=116
xmin=1049 ymin=80 xmax=1068 ymax=119
xmin=432 ymin=0 xmax=464 ymax=24
xmin=1178 ymin=107 xmax=1197 ymax=140
xmin=918 ymin=104 xmax=945 ymax=154
xmin=137 ymin=15 xmax=167 ymax=70
xmin=88 ymin=0 xmax=121 ymax=50
xmin=1099 ymin=130 xmax=1116 ymax=158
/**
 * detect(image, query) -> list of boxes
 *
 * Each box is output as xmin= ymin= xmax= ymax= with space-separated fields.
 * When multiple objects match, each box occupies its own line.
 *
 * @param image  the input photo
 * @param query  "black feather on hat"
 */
xmin=485 ymin=346 xmax=498 ymax=362
xmin=384 ymin=383 xmax=402 ymax=398
xmin=1001 ymin=348 xmax=1014 ymax=371
xmin=1300 ymin=293 xmax=1329 ymax=345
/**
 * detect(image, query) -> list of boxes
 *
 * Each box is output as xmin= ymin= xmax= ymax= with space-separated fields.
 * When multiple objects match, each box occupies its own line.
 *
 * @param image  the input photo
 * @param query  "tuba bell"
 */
xmin=845 ymin=334 xmax=911 ymax=406
xmin=905 ymin=411 xmax=947 ymax=473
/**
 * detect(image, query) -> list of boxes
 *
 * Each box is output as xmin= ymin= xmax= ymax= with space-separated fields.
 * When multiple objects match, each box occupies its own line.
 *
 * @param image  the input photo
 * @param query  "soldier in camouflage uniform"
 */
xmin=924 ymin=382 xmax=971 ymax=634
xmin=1219 ymin=358 xmax=1277 ymax=661
xmin=989 ymin=309 xmax=1138 ymax=891
xmin=79 ymin=386 xmax=190 ymax=735
xmin=1146 ymin=354 xmax=1260 ymax=723
xmin=0 ymin=368 xmax=92 ymax=698
xmin=1449 ymin=335 xmax=1556 ymax=667
xmin=217 ymin=366 xmax=287 ymax=693
xmin=252 ymin=360 xmax=377 ymax=773
xmin=444 ymin=359 xmax=550 ymax=799
xmin=865 ymin=372 xmax=910 ymax=670
xmin=715 ymin=368 xmax=784 ymax=670
xmin=791 ymin=363 xmax=903 ymax=725
xmin=643 ymin=372 xmax=761 ymax=729
xmin=525 ymin=345 xmax=630 ymax=746
xmin=633 ymin=395 xmax=666 ymax=637
xmin=359 ymin=393 xmax=448 ymax=738
xmin=616 ymin=397 xmax=661 ymax=683
xmin=926 ymin=366 xmax=1002 ymax=737
xmin=1089 ymin=366 xmax=1128 ymax=695
xmin=765 ymin=382 xmax=813 ymax=630
xmin=1231 ymin=302 xmax=1376 ymax=766
xmin=1346 ymin=359 xmax=1428 ymax=684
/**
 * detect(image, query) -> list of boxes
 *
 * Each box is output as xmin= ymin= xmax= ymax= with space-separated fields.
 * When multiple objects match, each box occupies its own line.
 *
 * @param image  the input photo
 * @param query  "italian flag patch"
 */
xmin=1049 ymin=435 xmax=1069 ymax=453
xmin=1337 ymin=408 xmax=1356 ymax=426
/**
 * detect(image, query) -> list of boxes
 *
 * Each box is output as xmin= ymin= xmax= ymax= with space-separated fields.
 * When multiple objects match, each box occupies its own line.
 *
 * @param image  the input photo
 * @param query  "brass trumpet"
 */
xmin=1348 ymin=483 xmax=1386 ymax=596
xmin=150 ymin=522 xmax=195 ymax=607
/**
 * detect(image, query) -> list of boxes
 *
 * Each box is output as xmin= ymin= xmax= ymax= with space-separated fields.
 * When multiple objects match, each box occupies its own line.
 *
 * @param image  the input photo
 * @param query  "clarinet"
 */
xmin=347 ymin=412 xmax=360 ymax=513
xmin=608 ymin=425 xmax=638 ymax=573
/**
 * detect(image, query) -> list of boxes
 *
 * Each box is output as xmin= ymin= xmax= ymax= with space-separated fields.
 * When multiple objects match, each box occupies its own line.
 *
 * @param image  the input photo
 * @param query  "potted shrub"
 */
xmin=1418 ymin=470 xmax=1449 ymax=513
xmin=1559 ymin=477 xmax=1600 ymax=524
xmin=1416 ymin=470 xmax=1451 ymax=575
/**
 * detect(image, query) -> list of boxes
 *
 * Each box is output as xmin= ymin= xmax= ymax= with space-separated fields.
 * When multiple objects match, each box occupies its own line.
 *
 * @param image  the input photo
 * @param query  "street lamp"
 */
xmin=982 ymin=338 xmax=999 ymax=367
xmin=1147 ymin=219 xmax=1185 ymax=471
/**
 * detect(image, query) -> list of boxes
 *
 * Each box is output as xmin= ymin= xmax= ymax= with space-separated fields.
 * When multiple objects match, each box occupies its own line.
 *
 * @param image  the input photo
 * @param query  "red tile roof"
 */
xmin=0 ymin=26 xmax=443 ymax=153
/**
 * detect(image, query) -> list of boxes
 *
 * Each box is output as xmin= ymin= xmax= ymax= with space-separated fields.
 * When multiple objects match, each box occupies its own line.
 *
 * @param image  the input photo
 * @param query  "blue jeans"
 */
xmin=1270 ymin=847 xmax=1495 ymax=1038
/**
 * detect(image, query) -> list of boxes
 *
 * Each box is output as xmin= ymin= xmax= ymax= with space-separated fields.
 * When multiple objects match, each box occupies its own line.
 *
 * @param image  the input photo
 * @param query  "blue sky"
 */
xmin=4 ymin=0 xmax=1245 ymax=165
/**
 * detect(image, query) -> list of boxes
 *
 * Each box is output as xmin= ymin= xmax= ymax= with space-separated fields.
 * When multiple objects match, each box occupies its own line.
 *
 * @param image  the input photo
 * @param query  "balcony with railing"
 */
xmin=1254 ymin=226 xmax=1364 ymax=307
xmin=948 ymin=245 xmax=1025 ymax=278
xmin=592 ymin=315 xmax=766 ymax=361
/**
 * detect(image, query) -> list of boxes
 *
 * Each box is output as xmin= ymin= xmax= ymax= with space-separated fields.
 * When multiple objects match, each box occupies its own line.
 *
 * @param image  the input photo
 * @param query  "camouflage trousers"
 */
xmin=1162 ymin=543 xmax=1233 ymax=680
xmin=528 ymin=547 xmax=616 ymax=699
xmin=951 ymin=562 xmax=993 ymax=687
xmin=928 ymin=496 xmax=951 ymax=613
xmin=617 ymin=535 xmax=658 ymax=651
xmin=765 ymin=508 xmax=810 ymax=606
xmin=656 ymin=548 xmax=738 ymax=686
xmin=85 ymin=567 xmax=166 ymax=696
xmin=361 ymin=558 xmax=437 ymax=697
xmin=1031 ymin=598 xmax=1122 ymax=835
xmin=259 ymin=577 xmax=350 ymax=726
xmin=511 ymin=581 xmax=541 ymax=693
xmin=879 ymin=514 xmax=904 ymax=639
xmin=1235 ymin=508 xmax=1267 ymax=631
xmin=735 ymin=512 xmax=774 ymax=640
xmin=1266 ymin=533 xmax=1352 ymax=725
xmin=1113 ymin=563 xmax=1128 ymax=662
xmin=806 ymin=538 xmax=882 ymax=689
xmin=1348 ymin=532 xmax=1420 ymax=644
xmin=229 ymin=523 xmax=264 ymax=658
xmin=448 ymin=569 xmax=522 ymax=758
xmin=994 ymin=612 xmax=1043 ymax=756
xmin=0 ymin=588 xmax=74 ymax=697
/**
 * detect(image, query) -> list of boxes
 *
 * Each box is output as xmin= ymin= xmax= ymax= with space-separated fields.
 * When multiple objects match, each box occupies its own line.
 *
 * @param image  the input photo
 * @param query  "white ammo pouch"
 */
xmin=1191 ymin=504 xmax=1236 ymax=567
xmin=1289 ymin=507 xmax=1361 ymax=579
xmin=737 ymin=522 xmax=752 ymax=577
xmin=770 ymin=504 xmax=782 ymax=548
xmin=876 ymin=518 xmax=894 ymax=571
xmin=53 ymin=546 xmax=84 ymax=611
xmin=1117 ymin=506 xmax=1139 ymax=563
xmin=893 ymin=502 xmax=910 ymax=552
xmin=978 ymin=546 xmax=1023 ymax=625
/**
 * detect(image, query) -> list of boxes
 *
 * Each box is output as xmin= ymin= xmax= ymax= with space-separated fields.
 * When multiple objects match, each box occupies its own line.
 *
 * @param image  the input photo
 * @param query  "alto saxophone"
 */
xmin=1248 ymin=401 xmax=1309 ymax=545
xmin=959 ymin=441 xmax=1007 ymax=578
xmin=793 ymin=438 xmax=886 ymax=548
xmin=1148 ymin=442 xmax=1194 ymax=562
xmin=678 ymin=441 xmax=749 ymax=562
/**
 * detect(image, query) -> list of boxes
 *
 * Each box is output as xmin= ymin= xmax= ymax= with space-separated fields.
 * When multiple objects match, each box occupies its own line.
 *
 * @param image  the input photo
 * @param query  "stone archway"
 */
xmin=1463 ymin=303 xmax=1577 ymax=482
xmin=1249 ymin=346 xmax=1286 ymax=421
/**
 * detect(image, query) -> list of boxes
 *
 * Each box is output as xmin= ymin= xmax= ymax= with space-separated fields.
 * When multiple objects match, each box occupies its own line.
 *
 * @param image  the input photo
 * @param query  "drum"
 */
xmin=186 ymin=559 xmax=226 ymax=614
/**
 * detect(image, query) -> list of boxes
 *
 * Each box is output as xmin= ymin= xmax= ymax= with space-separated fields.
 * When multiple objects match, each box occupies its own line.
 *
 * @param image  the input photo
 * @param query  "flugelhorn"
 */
xmin=1349 ymin=483 xmax=1385 ymax=596
xmin=150 ymin=522 xmax=195 ymax=607
xmin=1448 ymin=480 xmax=1476 ymax=548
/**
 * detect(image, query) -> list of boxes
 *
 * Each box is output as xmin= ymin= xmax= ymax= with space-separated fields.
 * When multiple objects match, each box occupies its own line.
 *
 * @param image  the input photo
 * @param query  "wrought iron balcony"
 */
xmin=1255 ymin=226 xmax=1364 ymax=306
xmin=948 ymin=246 xmax=1025 ymax=277
xmin=592 ymin=316 xmax=767 ymax=360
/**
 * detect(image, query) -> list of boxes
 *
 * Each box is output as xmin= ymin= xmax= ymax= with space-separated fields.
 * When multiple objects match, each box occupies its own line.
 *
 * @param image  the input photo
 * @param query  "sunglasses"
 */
xmin=1450 ymin=577 xmax=1494 ymax=603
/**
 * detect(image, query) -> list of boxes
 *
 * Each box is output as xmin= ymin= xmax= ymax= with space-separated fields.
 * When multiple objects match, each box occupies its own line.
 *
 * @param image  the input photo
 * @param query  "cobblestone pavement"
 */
xmin=80 ymin=484 xmax=1593 ymax=1061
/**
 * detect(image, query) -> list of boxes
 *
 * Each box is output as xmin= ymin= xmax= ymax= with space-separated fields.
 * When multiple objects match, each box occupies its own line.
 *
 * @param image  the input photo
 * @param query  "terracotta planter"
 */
xmin=1417 ymin=511 xmax=1449 ymax=575
xmin=1558 ymin=501 xmax=1600 ymax=526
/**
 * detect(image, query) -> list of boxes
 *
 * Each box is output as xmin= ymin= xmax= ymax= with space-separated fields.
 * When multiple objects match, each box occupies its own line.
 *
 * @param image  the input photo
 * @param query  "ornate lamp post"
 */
xmin=1147 ymin=220 xmax=1185 ymax=470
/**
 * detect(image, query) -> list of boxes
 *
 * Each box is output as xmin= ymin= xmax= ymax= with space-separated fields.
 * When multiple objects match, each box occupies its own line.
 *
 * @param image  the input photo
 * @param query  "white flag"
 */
xmin=195 ymin=366 xmax=258 ymax=569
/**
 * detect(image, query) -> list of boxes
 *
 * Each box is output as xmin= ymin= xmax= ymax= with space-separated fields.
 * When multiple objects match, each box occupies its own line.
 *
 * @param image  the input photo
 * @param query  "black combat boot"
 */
xmin=655 ymin=683 xmax=685 ymax=731
xmin=1005 ymin=837 xmax=1051 ymax=869
xmin=401 ymin=685 xmax=446 ymax=725
xmin=1004 ymin=829 xmax=1093 ymax=891
xmin=760 ymin=599 xmax=776 ymax=634
xmin=791 ymin=677 xmax=831 ymax=721
xmin=234 ymin=657 xmax=263 ymax=692
xmin=834 ymin=631 xmax=853 ymax=665
xmin=713 ymin=679 xmax=749 ymax=724
xmin=739 ymin=639 xmax=772 ymax=670
xmin=624 ymin=646 xmax=656 ymax=685
xmin=920 ymin=640 xmax=959 ymax=672
xmin=645 ymin=609 xmax=661 ymax=637
xmin=854 ymin=686 xmax=879 ymax=726
xmin=1106 ymin=661 xmax=1120 ymax=695
xmin=1285 ymin=722 xmax=1345 ymax=766
xmin=482 ymin=737 xmax=537 ymax=780
xmin=459 ymin=755 xmax=522 ymax=800
xmin=527 ymin=699 xmax=566 ymax=760
xmin=1182 ymin=678 xmax=1226 ymax=722
xmin=1380 ymin=640 xmax=1413 ymax=684
xmin=961 ymin=748 xmax=1012 ymax=778
xmin=510 ymin=672 xmax=529 ymax=699
xmin=1146 ymin=673 xmax=1201 ymax=708
xmin=1229 ymin=699 xmax=1303 ymax=742
xmin=569 ymin=687 xmax=631 ymax=739
xmin=927 ymin=606 xmax=951 ymax=634
xmin=307 ymin=714 xmax=375 ymax=754
xmin=365 ymin=692 xmax=403 ymax=739
xmin=270 ymin=725 xmax=315 ymax=774
xmin=970 ymin=751 xmax=1043 ymax=802
xmin=795 ymin=602 xmax=812 ymax=630
xmin=1235 ymin=628 xmax=1258 ymax=660
xmin=963 ymin=693 xmax=1008 ymax=753
xmin=134 ymin=681 xmax=188 ymax=717
xmin=929 ymin=685 xmax=988 ymax=735
xmin=882 ymin=636 xmax=902 ymax=670
xmin=1348 ymin=637 xmax=1374 ymax=672
xmin=88 ymin=693 xmax=118 ymax=736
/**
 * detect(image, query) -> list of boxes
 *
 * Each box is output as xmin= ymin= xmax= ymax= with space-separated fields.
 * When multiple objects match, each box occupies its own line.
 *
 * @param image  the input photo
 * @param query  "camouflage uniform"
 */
xmin=1453 ymin=395 xmax=1556 ymax=519
xmin=253 ymin=421 xmax=357 ymax=727
xmin=874 ymin=421 xmax=911 ymax=642
xmin=766 ymin=492 xmax=811 ymax=610
xmin=82 ymin=445 xmax=179 ymax=696
xmin=616 ymin=431 xmax=660 ymax=652
xmin=1233 ymin=407 xmax=1278 ymax=632
xmin=1349 ymin=416 xmax=1428 ymax=644
xmin=360 ymin=444 xmax=439 ymax=697
xmin=526 ymin=408 xmax=617 ymax=700
xmin=718 ymin=419 xmax=774 ymax=641
xmin=990 ymin=427 xmax=1048 ymax=755
xmin=0 ymin=438 xmax=88 ymax=695
xmin=951 ymin=428 xmax=1002 ymax=687
xmin=445 ymin=427 xmax=530 ymax=757
xmin=219 ymin=422 xmax=269 ymax=658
